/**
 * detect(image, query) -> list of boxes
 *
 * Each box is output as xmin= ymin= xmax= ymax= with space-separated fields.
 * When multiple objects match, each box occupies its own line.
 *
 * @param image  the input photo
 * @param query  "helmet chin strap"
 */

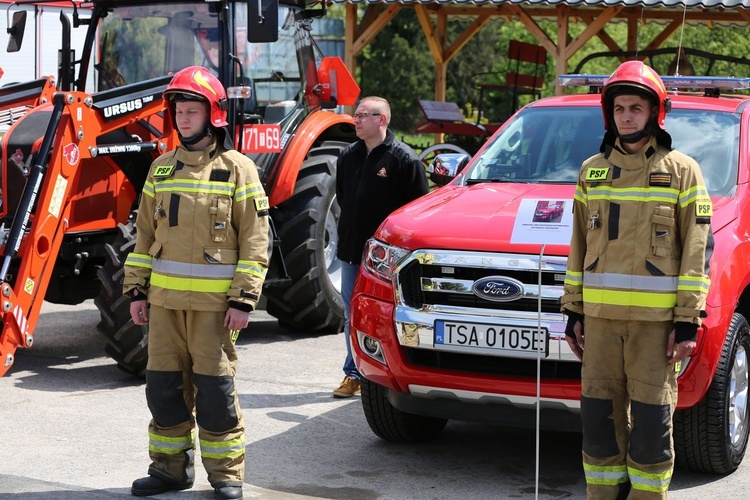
xmin=615 ymin=118 xmax=657 ymax=144
xmin=179 ymin=125 xmax=213 ymax=146
xmin=618 ymin=128 xmax=650 ymax=144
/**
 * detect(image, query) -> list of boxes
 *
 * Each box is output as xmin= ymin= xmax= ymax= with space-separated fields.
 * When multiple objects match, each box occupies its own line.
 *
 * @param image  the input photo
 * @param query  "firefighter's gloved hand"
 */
xmin=674 ymin=322 xmax=698 ymax=343
xmin=565 ymin=312 xmax=583 ymax=339
xmin=564 ymin=312 xmax=585 ymax=361
xmin=668 ymin=322 xmax=698 ymax=365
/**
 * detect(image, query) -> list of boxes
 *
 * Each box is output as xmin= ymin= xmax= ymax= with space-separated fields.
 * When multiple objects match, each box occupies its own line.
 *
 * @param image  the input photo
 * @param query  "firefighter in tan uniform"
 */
xmin=123 ymin=66 xmax=269 ymax=500
xmin=561 ymin=61 xmax=713 ymax=499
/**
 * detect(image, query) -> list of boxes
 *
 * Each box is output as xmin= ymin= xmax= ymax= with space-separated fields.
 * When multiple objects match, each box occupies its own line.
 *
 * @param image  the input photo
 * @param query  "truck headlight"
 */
xmin=362 ymin=239 xmax=408 ymax=283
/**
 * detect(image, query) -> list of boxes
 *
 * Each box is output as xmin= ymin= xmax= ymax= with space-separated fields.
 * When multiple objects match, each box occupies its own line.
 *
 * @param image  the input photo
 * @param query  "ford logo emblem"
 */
xmin=472 ymin=276 xmax=525 ymax=302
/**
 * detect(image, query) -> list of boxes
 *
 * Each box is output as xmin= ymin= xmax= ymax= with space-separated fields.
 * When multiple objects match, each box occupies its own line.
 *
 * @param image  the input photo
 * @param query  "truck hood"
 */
xmin=378 ymin=182 xmax=739 ymax=256
xmin=377 ymin=182 xmax=577 ymax=255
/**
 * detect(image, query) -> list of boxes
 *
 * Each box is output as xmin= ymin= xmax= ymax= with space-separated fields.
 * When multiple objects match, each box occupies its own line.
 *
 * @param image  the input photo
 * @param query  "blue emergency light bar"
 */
xmin=559 ymin=74 xmax=750 ymax=90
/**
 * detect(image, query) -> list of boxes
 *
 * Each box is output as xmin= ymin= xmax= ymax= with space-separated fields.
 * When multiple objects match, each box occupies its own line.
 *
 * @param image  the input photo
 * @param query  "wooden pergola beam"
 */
xmin=342 ymin=1 xmax=750 ymax=112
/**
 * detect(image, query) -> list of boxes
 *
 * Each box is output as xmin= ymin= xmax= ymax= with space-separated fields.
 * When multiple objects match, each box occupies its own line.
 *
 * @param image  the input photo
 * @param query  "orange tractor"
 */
xmin=0 ymin=0 xmax=360 ymax=377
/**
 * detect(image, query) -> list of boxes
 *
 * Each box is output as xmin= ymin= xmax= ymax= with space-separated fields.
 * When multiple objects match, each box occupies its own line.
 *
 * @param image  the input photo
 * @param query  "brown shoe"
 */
xmin=333 ymin=376 xmax=361 ymax=398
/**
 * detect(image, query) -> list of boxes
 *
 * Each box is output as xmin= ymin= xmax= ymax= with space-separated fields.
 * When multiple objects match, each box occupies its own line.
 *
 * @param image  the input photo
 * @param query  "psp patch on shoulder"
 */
xmin=585 ymin=167 xmax=610 ymax=181
xmin=153 ymin=165 xmax=175 ymax=178
xmin=696 ymin=201 xmax=713 ymax=218
xmin=254 ymin=196 xmax=270 ymax=212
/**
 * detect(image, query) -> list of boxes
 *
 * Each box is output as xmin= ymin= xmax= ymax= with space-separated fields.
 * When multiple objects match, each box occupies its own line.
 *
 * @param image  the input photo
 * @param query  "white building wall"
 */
xmin=0 ymin=5 xmax=93 ymax=91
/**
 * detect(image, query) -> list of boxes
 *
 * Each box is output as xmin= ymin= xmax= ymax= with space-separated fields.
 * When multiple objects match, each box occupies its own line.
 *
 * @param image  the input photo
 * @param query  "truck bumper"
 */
xmin=350 ymin=286 xmax=583 ymax=427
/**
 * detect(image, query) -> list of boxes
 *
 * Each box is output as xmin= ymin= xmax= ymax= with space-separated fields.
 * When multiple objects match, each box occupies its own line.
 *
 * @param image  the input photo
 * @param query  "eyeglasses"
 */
xmin=353 ymin=112 xmax=382 ymax=120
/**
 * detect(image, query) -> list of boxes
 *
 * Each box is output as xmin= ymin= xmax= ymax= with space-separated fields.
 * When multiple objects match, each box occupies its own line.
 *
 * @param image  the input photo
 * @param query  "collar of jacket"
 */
xmin=604 ymin=136 xmax=659 ymax=170
xmin=352 ymin=129 xmax=396 ymax=154
xmin=173 ymin=138 xmax=221 ymax=166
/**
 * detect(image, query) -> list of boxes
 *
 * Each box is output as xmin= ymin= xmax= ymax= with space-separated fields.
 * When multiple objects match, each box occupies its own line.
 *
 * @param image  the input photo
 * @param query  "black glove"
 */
xmin=674 ymin=322 xmax=698 ymax=343
xmin=129 ymin=289 xmax=147 ymax=303
xmin=565 ymin=312 xmax=584 ymax=339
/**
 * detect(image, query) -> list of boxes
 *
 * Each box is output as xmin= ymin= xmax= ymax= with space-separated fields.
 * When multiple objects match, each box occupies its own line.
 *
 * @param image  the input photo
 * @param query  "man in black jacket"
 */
xmin=333 ymin=96 xmax=429 ymax=397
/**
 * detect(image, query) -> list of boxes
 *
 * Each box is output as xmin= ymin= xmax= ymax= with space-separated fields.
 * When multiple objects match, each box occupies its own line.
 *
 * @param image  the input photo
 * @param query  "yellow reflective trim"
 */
xmin=679 ymin=184 xmax=710 ymax=207
xmin=153 ymin=178 xmax=235 ymax=196
xmin=151 ymin=273 xmax=232 ymax=293
xmin=199 ymin=436 xmax=245 ymax=459
xmin=148 ymin=431 xmax=194 ymax=455
xmin=583 ymin=288 xmax=677 ymax=308
xmin=574 ymin=186 xmax=587 ymax=205
xmin=587 ymin=185 xmax=679 ymax=203
xmin=678 ymin=275 xmax=710 ymax=293
xmin=629 ymin=466 xmax=673 ymax=492
xmin=235 ymin=182 xmax=264 ymax=203
xmin=125 ymin=253 xmax=153 ymax=269
xmin=585 ymin=167 xmax=610 ymax=181
xmin=143 ymin=180 xmax=155 ymax=198
xmin=236 ymin=260 xmax=267 ymax=279
xmin=583 ymin=463 xmax=628 ymax=485
xmin=565 ymin=270 xmax=583 ymax=286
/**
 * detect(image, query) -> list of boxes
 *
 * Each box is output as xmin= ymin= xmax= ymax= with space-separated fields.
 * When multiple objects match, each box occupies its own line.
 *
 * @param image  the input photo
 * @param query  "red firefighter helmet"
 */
xmin=601 ymin=60 xmax=670 ymax=131
xmin=163 ymin=66 xmax=228 ymax=127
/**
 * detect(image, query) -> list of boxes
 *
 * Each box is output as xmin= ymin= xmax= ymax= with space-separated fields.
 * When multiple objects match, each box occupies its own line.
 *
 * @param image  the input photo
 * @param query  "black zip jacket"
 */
xmin=336 ymin=130 xmax=429 ymax=264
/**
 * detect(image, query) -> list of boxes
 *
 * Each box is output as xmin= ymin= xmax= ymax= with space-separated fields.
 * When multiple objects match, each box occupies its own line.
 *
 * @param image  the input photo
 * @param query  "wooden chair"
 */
xmin=476 ymin=40 xmax=547 ymax=124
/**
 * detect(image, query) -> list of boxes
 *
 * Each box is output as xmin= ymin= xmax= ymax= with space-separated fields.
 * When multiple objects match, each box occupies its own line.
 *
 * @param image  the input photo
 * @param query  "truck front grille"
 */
xmin=397 ymin=251 xmax=565 ymax=314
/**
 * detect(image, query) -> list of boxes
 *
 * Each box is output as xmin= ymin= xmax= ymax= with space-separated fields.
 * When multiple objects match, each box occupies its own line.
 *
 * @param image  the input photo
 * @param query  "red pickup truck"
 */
xmin=533 ymin=202 xmax=565 ymax=222
xmin=349 ymin=75 xmax=750 ymax=474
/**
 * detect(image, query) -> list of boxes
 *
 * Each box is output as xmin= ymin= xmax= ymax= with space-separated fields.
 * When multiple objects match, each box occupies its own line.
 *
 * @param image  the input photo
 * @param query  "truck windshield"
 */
xmin=464 ymin=106 xmax=739 ymax=197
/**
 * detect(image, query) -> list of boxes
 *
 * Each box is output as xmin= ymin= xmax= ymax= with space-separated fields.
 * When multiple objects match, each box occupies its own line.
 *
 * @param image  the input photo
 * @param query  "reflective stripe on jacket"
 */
xmin=561 ymin=137 xmax=712 ymax=324
xmin=123 ymin=139 xmax=269 ymax=311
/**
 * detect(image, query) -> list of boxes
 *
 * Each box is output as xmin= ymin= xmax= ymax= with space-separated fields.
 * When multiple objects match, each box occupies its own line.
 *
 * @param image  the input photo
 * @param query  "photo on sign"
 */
xmin=532 ymin=200 xmax=566 ymax=223
xmin=510 ymin=198 xmax=574 ymax=245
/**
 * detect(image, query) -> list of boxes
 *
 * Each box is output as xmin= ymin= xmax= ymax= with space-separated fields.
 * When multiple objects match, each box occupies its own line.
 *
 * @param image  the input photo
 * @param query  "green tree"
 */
xmin=339 ymin=6 xmax=750 ymax=133
xmin=357 ymin=10 xmax=433 ymax=131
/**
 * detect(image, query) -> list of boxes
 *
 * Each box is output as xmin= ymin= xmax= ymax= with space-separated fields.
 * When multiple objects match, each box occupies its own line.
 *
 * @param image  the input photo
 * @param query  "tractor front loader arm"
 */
xmin=0 ymin=93 xmax=67 ymax=374
xmin=0 ymin=85 xmax=174 ymax=377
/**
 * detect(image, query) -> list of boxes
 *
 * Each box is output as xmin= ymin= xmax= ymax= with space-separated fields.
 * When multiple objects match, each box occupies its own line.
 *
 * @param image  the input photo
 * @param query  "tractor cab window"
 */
xmin=97 ymin=3 xmax=221 ymax=90
xmin=240 ymin=6 xmax=302 ymax=122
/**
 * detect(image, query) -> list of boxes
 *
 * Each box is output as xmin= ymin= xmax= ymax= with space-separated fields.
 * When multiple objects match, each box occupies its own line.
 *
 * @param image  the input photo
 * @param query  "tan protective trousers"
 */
xmin=144 ymin=305 xmax=245 ymax=487
xmin=581 ymin=317 xmax=678 ymax=500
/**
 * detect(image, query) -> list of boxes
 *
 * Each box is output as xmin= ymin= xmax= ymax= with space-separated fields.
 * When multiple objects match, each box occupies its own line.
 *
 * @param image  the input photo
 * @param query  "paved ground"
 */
xmin=1 ymin=300 xmax=749 ymax=499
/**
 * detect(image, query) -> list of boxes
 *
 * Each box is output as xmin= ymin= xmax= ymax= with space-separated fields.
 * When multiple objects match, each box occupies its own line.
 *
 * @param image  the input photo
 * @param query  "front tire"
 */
xmin=95 ymin=219 xmax=148 ymax=377
xmin=361 ymin=377 xmax=447 ymax=443
xmin=674 ymin=312 xmax=750 ymax=473
xmin=264 ymin=141 xmax=348 ymax=333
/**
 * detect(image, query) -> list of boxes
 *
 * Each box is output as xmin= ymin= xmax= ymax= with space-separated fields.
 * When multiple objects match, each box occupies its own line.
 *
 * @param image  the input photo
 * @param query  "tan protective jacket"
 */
xmin=123 ymin=139 xmax=269 ymax=311
xmin=561 ymin=137 xmax=713 ymax=325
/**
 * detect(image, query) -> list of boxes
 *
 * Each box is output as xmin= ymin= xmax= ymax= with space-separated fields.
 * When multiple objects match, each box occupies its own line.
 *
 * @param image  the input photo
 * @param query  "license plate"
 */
xmin=434 ymin=320 xmax=548 ymax=357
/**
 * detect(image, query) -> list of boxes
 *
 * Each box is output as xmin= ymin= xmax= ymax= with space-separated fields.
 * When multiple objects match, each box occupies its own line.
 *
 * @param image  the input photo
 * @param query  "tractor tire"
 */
xmin=95 ymin=219 xmax=148 ymax=377
xmin=361 ymin=377 xmax=447 ymax=443
xmin=264 ymin=141 xmax=349 ymax=333
xmin=674 ymin=312 xmax=750 ymax=473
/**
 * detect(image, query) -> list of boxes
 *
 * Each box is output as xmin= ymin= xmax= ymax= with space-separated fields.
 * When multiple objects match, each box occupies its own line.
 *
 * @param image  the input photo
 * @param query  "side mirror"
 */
xmin=247 ymin=0 xmax=279 ymax=43
xmin=428 ymin=153 xmax=470 ymax=186
xmin=7 ymin=11 xmax=27 ymax=53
